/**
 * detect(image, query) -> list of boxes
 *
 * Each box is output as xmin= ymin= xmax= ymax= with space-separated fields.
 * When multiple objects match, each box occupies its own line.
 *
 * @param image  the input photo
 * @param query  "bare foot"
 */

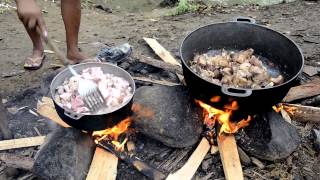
xmin=67 ymin=48 xmax=88 ymax=64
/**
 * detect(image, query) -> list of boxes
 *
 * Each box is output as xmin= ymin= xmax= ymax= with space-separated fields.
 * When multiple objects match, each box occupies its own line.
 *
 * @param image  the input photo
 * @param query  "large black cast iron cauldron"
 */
xmin=50 ymin=62 xmax=136 ymax=131
xmin=180 ymin=17 xmax=304 ymax=112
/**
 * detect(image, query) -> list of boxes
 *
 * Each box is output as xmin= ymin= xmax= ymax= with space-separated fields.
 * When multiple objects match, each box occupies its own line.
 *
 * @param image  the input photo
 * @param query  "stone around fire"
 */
xmin=33 ymin=127 xmax=95 ymax=180
xmin=236 ymin=110 xmax=300 ymax=161
xmin=133 ymin=85 xmax=203 ymax=148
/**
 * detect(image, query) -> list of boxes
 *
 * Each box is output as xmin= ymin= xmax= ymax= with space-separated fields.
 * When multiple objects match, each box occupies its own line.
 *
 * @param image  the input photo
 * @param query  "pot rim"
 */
xmin=50 ymin=62 xmax=136 ymax=116
xmin=179 ymin=21 xmax=304 ymax=91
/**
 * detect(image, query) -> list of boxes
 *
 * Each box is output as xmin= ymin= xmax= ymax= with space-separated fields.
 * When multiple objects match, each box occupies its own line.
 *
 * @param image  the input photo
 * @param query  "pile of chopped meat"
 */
xmin=190 ymin=48 xmax=284 ymax=89
xmin=54 ymin=67 xmax=133 ymax=114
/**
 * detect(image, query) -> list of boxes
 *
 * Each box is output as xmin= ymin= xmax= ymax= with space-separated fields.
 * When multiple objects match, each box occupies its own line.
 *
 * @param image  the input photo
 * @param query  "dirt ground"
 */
xmin=1 ymin=0 xmax=320 ymax=179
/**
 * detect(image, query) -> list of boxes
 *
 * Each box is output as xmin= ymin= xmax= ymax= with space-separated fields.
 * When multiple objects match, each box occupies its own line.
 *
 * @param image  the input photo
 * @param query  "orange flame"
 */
xmin=195 ymin=98 xmax=251 ymax=134
xmin=93 ymin=117 xmax=132 ymax=151
xmin=273 ymin=103 xmax=297 ymax=115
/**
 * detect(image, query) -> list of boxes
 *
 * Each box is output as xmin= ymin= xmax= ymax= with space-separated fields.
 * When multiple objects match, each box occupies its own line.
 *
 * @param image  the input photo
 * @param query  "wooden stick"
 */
xmin=283 ymin=103 xmax=320 ymax=123
xmin=143 ymin=37 xmax=181 ymax=67
xmin=133 ymin=53 xmax=183 ymax=74
xmin=86 ymin=147 xmax=118 ymax=180
xmin=37 ymin=97 xmax=119 ymax=180
xmin=166 ymin=138 xmax=210 ymax=180
xmin=217 ymin=134 xmax=243 ymax=180
xmin=0 ymin=136 xmax=45 ymax=151
xmin=133 ymin=76 xmax=181 ymax=86
xmin=0 ymin=153 xmax=34 ymax=170
xmin=283 ymin=78 xmax=320 ymax=102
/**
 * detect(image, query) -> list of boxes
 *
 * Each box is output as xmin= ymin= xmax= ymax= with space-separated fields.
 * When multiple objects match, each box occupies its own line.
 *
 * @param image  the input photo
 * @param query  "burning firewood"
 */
xmin=281 ymin=103 xmax=320 ymax=123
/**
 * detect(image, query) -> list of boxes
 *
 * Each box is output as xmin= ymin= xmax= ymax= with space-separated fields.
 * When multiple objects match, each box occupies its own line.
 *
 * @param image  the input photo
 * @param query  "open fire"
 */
xmin=195 ymin=96 xmax=252 ymax=135
xmin=92 ymin=117 xmax=132 ymax=151
xmin=273 ymin=103 xmax=297 ymax=115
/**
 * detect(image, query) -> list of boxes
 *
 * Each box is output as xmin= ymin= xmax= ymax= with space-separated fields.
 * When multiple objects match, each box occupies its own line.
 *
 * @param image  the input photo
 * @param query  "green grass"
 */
xmin=170 ymin=0 xmax=199 ymax=16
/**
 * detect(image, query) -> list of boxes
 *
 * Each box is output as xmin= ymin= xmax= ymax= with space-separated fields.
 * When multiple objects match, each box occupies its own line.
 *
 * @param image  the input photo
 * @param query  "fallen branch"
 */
xmin=0 ymin=136 xmax=45 ymax=151
xmin=0 ymin=153 xmax=34 ymax=170
xmin=166 ymin=138 xmax=210 ymax=180
xmin=133 ymin=76 xmax=181 ymax=86
xmin=217 ymin=134 xmax=243 ymax=180
xmin=283 ymin=78 xmax=320 ymax=102
xmin=284 ymin=103 xmax=320 ymax=123
xmin=37 ymin=97 xmax=119 ymax=180
xmin=133 ymin=53 xmax=183 ymax=75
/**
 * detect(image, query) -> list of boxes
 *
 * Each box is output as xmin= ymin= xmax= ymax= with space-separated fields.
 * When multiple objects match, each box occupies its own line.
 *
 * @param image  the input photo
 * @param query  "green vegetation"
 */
xmin=171 ymin=0 xmax=198 ymax=16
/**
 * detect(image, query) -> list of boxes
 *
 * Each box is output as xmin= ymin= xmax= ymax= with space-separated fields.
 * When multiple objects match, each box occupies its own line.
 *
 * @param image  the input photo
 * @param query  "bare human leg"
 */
xmin=22 ymin=22 xmax=45 ymax=69
xmin=61 ymin=0 xmax=88 ymax=63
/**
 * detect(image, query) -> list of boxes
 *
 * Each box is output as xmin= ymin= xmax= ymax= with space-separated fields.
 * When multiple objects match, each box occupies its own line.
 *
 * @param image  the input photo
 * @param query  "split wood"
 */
xmin=284 ymin=103 xmax=320 ymax=123
xmin=283 ymin=78 xmax=320 ymax=102
xmin=0 ymin=136 xmax=45 ymax=151
xmin=166 ymin=138 xmax=210 ymax=180
xmin=217 ymin=134 xmax=244 ymax=180
xmin=36 ymin=97 xmax=118 ymax=180
xmin=133 ymin=53 xmax=183 ymax=74
xmin=143 ymin=37 xmax=182 ymax=67
xmin=143 ymin=37 xmax=185 ymax=84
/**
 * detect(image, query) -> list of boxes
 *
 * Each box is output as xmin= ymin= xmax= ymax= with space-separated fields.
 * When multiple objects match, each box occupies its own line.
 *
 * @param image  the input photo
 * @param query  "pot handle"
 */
xmin=64 ymin=110 xmax=83 ymax=120
xmin=233 ymin=16 xmax=256 ymax=24
xmin=221 ymin=87 xmax=252 ymax=97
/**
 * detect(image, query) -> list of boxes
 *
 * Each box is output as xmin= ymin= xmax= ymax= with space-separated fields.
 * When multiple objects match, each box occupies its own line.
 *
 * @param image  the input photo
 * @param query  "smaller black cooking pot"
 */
xmin=180 ymin=17 xmax=304 ymax=112
xmin=50 ymin=62 xmax=136 ymax=131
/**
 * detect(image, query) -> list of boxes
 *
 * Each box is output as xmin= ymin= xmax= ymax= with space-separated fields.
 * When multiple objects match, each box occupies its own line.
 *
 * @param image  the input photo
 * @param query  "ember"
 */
xmin=93 ymin=117 xmax=132 ymax=151
xmin=195 ymin=98 xmax=251 ymax=134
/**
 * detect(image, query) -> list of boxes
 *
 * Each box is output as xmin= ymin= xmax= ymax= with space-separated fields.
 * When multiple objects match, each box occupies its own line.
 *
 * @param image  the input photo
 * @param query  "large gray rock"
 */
xmin=236 ymin=110 xmax=300 ymax=161
xmin=33 ymin=127 xmax=95 ymax=180
xmin=132 ymin=85 xmax=203 ymax=148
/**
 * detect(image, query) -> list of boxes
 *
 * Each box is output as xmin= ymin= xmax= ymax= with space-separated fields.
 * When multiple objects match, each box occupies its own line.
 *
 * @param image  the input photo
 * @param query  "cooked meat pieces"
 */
xmin=55 ymin=67 xmax=133 ymax=114
xmin=190 ymin=49 xmax=284 ymax=89
xmin=234 ymin=48 xmax=254 ymax=63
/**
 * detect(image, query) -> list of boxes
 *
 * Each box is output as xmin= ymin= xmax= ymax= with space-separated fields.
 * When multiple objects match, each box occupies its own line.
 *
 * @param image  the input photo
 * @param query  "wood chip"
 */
xmin=33 ymin=127 xmax=42 ymax=136
xmin=210 ymin=145 xmax=219 ymax=155
xmin=281 ymin=109 xmax=292 ymax=123
xmin=237 ymin=147 xmax=251 ymax=166
xmin=44 ymin=49 xmax=55 ymax=54
xmin=126 ymin=141 xmax=135 ymax=152
xmin=303 ymin=65 xmax=320 ymax=76
xmin=251 ymin=157 xmax=265 ymax=169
